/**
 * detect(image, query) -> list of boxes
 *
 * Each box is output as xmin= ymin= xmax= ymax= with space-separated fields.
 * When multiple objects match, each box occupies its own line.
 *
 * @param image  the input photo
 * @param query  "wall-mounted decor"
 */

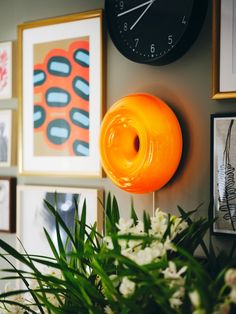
xmin=212 ymin=0 xmax=236 ymax=99
xmin=0 ymin=177 xmax=16 ymax=233
xmin=0 ymin=41 xmax=12 ymax=99
xmin=0 ymin=109 xmax=13 ymax=167
xmin=211 ymin=114 xmax=236 ymax=235
xmin=17 ymin=185 xmax=103 ymax=257
xmin=105 ymin=0 xmax=208 ymax=65
xmin=18 ymin=10 xmax=104 ymax=177
xmin=100 ymin=93 xmax=182 ymax=193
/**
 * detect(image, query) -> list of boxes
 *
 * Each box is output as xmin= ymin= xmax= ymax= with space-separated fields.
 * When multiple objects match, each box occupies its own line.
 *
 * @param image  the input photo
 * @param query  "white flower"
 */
xmin=229 ymin=287 xmax=236 ymax=303
xmin=119 ymin=277 xmax=136 ymax=297
xmin=225 ymin=268 xmax=236 ymax=288
xmin=162 ymin=261 xmax=187 ymax=282
xmin=109 ymin=274 xmax=120 ymax=288
xmin=104 ymin=236 xmax=114 ymax=250
xmin=150 ymin=208 xmax=168 ymax=236
xmin=116 ymin=218 xmax=134 ymax=234
xmin=170 ymin=217 xmax=188 ymax=239
xmin=121 ymin=246 xmax=133 ymax=257
xmin=150 ymin=242 xmax=166 ymax=258
xmin=161 ymin=262 xmax=187 ymax=309
xmin=104 ymin=305 xmax=115 ymax=314
xmin=189 ymin=290 xmax=201 ymax=308
xmin=169 ymin=287 xmax=185 ymax=309
xmin=134 ymin=247 xmax=156 ymax=265
xmin=169 ymin=296 xmax=183 ymax=309
xmin=127 ymin=238 xmax=142 ymax=250
xmin=163 ymin=236 xmax=176 ymax=252
xmin=133 ymin=220 xmax=144 ymax=234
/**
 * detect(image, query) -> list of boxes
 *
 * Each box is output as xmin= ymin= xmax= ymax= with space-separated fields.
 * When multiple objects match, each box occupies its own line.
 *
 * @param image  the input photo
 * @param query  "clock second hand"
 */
xmin=117 ymin=0 xmax=154 ymax=17
xmin=130 ymin=0 xmax=156 ymax=30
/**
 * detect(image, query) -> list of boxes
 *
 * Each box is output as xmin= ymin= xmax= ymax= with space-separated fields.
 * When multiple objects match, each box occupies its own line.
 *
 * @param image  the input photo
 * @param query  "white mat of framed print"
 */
xmin=17 ymin=185 xmax=103 ymax=257
xmin=212 ymin=0 xmax=236 ymax=99
xmin=0 ymin=109 xmax=13 ymax=167
xmin=211 ymin=114 xmax=236 ymax=235
xmin=0 ymin=41 xmax=12 ymax=99
xmin=18 ymin=10 xmax=104 ymax=177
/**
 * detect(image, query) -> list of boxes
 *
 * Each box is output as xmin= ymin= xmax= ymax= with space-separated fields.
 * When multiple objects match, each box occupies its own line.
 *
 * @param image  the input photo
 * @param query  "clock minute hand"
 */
xmin=130 ymin=0 xmax=156 ymax=30
xmin=117 ymin=0 xmax=154 ymax=17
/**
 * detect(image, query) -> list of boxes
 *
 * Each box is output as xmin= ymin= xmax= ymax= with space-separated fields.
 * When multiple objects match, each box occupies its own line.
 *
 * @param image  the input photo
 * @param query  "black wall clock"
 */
xmin=105 ymin=0 xmax=208 ymax=65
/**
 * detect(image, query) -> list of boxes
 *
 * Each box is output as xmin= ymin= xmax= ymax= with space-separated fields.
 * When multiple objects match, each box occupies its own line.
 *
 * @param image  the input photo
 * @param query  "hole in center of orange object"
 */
xmin=134 ymin=135 xmax=140 ymax=152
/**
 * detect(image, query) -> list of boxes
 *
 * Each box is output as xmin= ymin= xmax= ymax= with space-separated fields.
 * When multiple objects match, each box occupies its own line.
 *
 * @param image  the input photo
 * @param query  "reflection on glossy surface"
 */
xmin=100 ymin=93 xmax=182 ymax=193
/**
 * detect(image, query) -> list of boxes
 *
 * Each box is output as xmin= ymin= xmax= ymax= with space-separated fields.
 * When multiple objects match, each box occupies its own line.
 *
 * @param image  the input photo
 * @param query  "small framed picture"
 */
xmin=0 ymin=177 xmax=16 ymax=233
xmin=0 ymin=41 xmax=12 ymax=99
xmin=211 ymin=114 xmax=236 ymax=235
xmin=18 ymin=10 xmax=104 ymax=177
xmin=0 ymin=109 xmax=14 ymax=167
xmin=17 ymin=185 xmax=103 ymax=256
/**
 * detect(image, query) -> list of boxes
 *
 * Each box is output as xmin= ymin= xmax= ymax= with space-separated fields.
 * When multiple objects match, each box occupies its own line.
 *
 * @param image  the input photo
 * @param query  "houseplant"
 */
xmin=0 ymin=194 xmax=235 ymax=313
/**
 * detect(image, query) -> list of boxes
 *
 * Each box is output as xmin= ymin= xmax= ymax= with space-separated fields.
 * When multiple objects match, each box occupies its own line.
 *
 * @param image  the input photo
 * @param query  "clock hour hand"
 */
xmin=117 ymin=0 xmax=154 ymax=17
xmin=130 ymin=0 xmax=156 ymax=30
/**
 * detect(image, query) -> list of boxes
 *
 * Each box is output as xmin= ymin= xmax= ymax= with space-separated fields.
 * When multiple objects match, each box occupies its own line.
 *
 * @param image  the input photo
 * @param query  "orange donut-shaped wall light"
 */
xmin=99 ymin=93 xmax=183 ymax=193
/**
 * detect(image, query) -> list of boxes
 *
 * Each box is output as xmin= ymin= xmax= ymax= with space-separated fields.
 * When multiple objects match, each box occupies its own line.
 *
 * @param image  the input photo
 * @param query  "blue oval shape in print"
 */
xmin=34 ymin=69 xmax=46 ymax=87
xmin=73 ymin=140 xmax=89 ymax=156
xmin=34 ymin=105 xmax=46 ymax=129
xmin=46 ymin=87 xmax=71 ymax=107
xmin=47 ymin=119 xmax=71 ymax=145
xmin=73 ymin=76 xmax=89 ymax=101
xmin=70 ymin=108 xmax=89 ymax=129
xmin=74 ymin=48 xmax=89 ymax=68
xmin=47 ymin=56 xmax=71 ymax=77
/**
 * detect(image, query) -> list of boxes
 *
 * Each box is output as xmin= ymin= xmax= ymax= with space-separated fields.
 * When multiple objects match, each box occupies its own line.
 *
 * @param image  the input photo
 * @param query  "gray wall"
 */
xmin=0 ymin=0 xmax=234 ymax=288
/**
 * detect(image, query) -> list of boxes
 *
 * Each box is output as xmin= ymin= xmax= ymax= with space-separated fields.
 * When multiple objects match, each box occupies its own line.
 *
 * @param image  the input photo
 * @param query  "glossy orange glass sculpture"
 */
xmin=99 ymin=93 xmax=183 ymax=193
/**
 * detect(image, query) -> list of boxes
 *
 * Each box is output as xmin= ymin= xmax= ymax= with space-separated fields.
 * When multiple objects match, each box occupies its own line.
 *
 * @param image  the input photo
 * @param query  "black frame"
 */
xmin=211 ymin=113 xmax=236 ymax=236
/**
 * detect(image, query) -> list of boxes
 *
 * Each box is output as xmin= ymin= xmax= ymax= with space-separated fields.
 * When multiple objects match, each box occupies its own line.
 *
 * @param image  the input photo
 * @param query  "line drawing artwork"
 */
xmin=217 ymin=119 xmax=236 ymax=232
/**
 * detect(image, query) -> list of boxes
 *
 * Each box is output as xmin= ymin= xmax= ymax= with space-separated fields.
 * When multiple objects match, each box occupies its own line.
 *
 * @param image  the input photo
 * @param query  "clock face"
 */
xmin=105 ymin=0 xmax=208 ymax=65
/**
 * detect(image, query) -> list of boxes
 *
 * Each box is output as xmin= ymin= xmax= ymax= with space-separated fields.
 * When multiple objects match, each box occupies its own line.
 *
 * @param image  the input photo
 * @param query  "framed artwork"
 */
xmin=212 ymin=0 xmax=236 ymax=99
xmin=17 ymin=185 xmax=103 ymax=257
xmin=211 ymin=114 xmax=236 ymax=235
xmin=0 ymin=109 xmax=14 ymax=167
xmin=0 ymin=41 xmax=12 ymax=99
xmin=0 ymin=177 xmax=16 ymax=233
xmin=18 ymin=10 xmax=104 ymax=177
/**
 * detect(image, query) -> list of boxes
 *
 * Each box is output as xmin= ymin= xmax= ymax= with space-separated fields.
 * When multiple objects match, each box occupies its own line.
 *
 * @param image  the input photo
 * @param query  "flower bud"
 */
xmin=225 ymin=268 xmax=236 ymax=288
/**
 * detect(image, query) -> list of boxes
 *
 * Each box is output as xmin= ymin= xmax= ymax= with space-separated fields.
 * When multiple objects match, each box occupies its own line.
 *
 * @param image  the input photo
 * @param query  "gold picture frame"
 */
xmin=18 ymin=10 xmax=105 ymax=177
xmin=212 ymin=0 xmax=236 ymax=99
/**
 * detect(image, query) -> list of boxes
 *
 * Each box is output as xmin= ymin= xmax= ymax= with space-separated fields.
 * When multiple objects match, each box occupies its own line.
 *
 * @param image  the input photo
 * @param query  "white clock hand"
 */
xmin=117 ymin=0 xmax=154 ymax=17
xmin=130 ymin=0 xmax=156 ymax=30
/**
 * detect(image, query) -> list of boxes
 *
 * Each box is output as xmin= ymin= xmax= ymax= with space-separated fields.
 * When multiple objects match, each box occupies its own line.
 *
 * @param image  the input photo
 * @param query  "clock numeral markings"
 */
xmin=150 ymin=43 xmax=156 ymax=53
xmin=168 ymin=35 xmax=173 ymax=45
xmin=182 ymin=15 xmax=187 ymax=25
xmin=123 ymin=22 xmax=128 ymax=31
xmin=134 ymin=38 xmax=139 ymax=47
xmin=119 ymin=1 xmax=124 ymax=10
